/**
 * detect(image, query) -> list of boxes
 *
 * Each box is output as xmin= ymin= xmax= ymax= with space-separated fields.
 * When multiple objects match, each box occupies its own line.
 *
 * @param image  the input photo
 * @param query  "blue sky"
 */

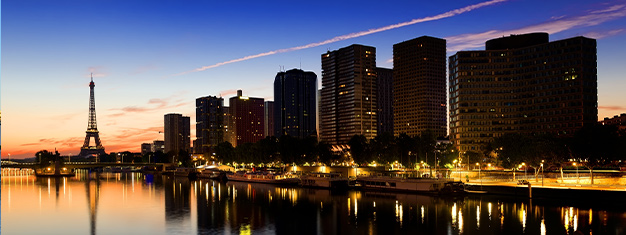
xmin=2 ymin=0 xmax=626 ymax=158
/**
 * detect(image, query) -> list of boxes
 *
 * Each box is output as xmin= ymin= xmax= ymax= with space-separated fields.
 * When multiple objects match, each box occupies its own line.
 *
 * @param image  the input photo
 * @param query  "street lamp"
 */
xmin=522 ymin=162 xmax=526 ymax=180
xmin=476 ymin=162 xmax=481 ymax=186
xmin=573 ymin=162 xmax=579 ymax=184
xmin=453 ymin=159 xmax=458 ymax=181
xmin=541 ymin=160 xmax=543 ymax=186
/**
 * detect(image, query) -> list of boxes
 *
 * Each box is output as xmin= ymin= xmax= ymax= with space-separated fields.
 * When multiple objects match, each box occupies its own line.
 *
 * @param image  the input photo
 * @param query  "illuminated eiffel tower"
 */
xmin=79 ymin=74 xmax=106 ymax=157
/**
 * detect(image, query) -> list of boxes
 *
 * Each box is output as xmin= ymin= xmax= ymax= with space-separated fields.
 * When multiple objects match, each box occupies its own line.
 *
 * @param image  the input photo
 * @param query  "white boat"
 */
xmin=226 ymin=171 xmax=300 ymax=185
xmin=174 ymin=168 xmax=199 ymax=179
xmin=198 ymin=168 xmax=227 ymax=181
xmin=357 ymin=176 xmax=464 ymax=195
xmin=301 ymin=172 xmax=348 ymax=189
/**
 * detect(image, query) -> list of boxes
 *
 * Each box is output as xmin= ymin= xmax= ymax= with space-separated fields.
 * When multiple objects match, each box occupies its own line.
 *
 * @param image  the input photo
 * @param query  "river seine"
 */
xmin=2 ymin=171 xmax=625 ymax=235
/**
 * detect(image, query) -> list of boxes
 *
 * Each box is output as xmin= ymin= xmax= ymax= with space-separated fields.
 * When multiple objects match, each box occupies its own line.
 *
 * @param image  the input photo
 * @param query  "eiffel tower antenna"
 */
xmin=80 ymin=75 xmax=106 ymax=157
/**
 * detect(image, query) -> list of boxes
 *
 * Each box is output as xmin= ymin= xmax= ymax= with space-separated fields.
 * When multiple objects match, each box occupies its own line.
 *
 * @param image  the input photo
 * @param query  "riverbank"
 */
xmin=465 ymin=181 xmax=626 ymax=200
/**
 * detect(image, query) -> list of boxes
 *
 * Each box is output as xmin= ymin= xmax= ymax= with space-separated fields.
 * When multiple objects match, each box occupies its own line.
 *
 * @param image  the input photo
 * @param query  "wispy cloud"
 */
xmin=108 ymin=95 xmax=190 ymax=117
xmin=174 ymin=0 xmax=507 ymax=75
xmin=584 ymin=29 xmax=624 ymax=39
xmin=446 ymin=4 xmax=626 ymax=52
xmin=88 ymin=66 xmax=108 ymax=78
xmin=599 ymin=105 xmax=626 ymax=110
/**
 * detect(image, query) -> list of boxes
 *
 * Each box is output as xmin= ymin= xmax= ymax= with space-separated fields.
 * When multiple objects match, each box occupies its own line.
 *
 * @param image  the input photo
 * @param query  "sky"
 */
xmin=2 ymin=0 xmax=626 ymax=159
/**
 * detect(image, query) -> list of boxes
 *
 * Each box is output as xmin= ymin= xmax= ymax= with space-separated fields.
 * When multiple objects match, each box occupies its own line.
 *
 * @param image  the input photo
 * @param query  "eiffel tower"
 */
xmin=79 ymin=74 xmax=106 ymax=157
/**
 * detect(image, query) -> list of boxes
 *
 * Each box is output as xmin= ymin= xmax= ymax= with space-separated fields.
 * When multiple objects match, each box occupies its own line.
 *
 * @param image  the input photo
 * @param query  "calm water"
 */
xmin=2 ymin=171 xmax=626 ymax=235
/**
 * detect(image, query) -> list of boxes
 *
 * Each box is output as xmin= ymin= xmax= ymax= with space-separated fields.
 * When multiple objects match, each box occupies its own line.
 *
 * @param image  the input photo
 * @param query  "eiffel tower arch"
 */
xmin=80 ymin=74 xmax=107 ymax=157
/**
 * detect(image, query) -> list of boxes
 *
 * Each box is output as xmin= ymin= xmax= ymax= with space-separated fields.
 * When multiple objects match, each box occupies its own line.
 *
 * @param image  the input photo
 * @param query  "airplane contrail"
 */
xmin=174 ymin=0 xmax=507 ymax=76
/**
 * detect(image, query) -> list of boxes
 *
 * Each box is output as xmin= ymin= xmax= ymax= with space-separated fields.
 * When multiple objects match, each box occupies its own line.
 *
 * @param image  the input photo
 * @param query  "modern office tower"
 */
xmin=229 ymin=90 xmax=265 ymax=146
xmin=274 ymin=68 xmax=318 ymax=138
xmin=449 ymin=32 xmax=598 ymax=151
xmin=223 ymin=106 xmax=236 ymax=144
xmin=196 ymin=96 xmax=224 ymax=157
xmin=164 ymin=113 xmax=191 ymax=154
xmin=376 ymin=67 xmax=394 ymax=135
xmin=320 ymin=44 xmax=377 ymax=145
xmin=393 ymin=36 xmax=447 ymax=138
xmin=264 ymin=101 xmax=274 ymax=137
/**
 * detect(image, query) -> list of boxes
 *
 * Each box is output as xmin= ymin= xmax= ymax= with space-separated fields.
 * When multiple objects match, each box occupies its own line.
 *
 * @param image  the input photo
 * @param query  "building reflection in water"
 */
xmin=3 ymin=172 xmax=626 ymax=235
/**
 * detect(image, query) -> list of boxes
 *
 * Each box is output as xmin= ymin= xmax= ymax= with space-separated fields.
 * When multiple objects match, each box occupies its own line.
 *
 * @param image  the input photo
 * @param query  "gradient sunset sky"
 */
xmin=2 ymin=0 xmax=626 ymax=159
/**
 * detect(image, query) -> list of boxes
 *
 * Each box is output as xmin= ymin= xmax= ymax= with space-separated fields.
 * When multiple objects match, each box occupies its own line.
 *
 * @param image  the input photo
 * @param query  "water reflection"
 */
xmin=2 ymin=173 xmax=626 ymax=234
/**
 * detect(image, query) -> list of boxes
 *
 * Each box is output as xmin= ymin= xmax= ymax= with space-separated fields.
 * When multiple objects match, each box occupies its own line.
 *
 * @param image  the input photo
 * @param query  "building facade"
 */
xmin=164 ymin=113 xmax=190 ymax=154
xmin=229 ymin=90 xmax=265 ymax=146
xmin=195 ymin=96 xmax=224 ymax=157
xmin=376 ymin=67 xmax=394 ymax=136
xmin=274 ymin=68 xmax=318 ymax=138
xmin=393 ymin=36 xmax=447 ymax=138
xmin=264 ymin=101 xmax=274 ymax=137
xmin=320 ymin=44 xmax=377 ymax=145
xmin=449 ymin=33 xmax=598 ymax=151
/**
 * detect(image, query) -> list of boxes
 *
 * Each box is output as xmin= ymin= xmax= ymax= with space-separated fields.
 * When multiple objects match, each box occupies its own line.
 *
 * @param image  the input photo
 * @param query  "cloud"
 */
xmin=584 ymin=29 xmax=624 ymax=39
xmin=599 ymin=105 xmax=626 ymax=110
xmin=88 ymin=66 xmax=108 ymax=78
xmin=130 ymin=64 xmax=159 ymax=75
xmin=109 ymin=95 xmax=190 ymax=117
xmin=174 ymin=0 xmax=507 ymax=75
xmin=446 ymin=3 xmax=626 ymax=52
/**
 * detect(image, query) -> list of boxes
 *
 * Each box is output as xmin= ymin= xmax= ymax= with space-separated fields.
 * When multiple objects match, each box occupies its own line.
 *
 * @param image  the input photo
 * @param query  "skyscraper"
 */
xmin=164 ymin=113 xmax=190 ymax=154
xmin=229 ymin=90 xmax=265 ymax=146
xmin=274 ymin=68 xmax=317 ymax=138
xmin=264 ymin=101 xmax=274 ymax=137
xmin=320 ymin=44 xmax=377 ymax=145
xmin=393 ymin=36 xmax=447 ymax=138
xmin=376 ymin=67 xmax=393 ymax=136
xmin=195 ymin=96 xmax=224 ymax=157
xmin=449 ymin=33 xmax=598 ymax=151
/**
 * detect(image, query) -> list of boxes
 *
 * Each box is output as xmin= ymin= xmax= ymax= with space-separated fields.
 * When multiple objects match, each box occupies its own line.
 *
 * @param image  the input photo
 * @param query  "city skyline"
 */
xmin=3 ymin=0 xmax=626 ymax=158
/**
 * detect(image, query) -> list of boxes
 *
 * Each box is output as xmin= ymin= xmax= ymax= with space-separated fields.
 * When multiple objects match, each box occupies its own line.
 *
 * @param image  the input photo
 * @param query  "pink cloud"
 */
xmin=446 ymin=4 xmax=626 ymax=52
xmin=599 ymin=105 xmax=626 ymax=110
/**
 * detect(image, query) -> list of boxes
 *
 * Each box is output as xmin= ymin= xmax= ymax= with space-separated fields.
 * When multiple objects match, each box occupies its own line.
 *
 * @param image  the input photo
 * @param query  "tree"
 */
xmin=215 ymin=142 xmax=235 ymax=163
xmin=370 ymin=132 xmax=398 ymax=164
xmin=36 ymin=150 xmax=58 ymax=166
xmin=396 ymin=133 xmax=416 ymax=167
xmin=316 ymin=141 xmax=335 ymax=164
xmin=569 ymin=125 xmax=621 ymax=184
xmin=348 ymin=135 xmax=370 ymax=164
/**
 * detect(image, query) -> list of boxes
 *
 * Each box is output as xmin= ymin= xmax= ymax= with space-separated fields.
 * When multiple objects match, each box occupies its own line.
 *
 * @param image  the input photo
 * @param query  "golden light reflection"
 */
xmin=399 ymin=204 xmax=403 ymax=226
xmin=476 ymin=205 xmax=480 ymax=229
xmin=395 ymin=201 xmax=399 ymax=221
xmin=240 ymin=223 xmax=251 ymax=235
xmin=459 ymin=209 xmax=463 ymax=234
xmin=354 ymin=197 xmax=358 ymax=218
xmin=589 ymin=209 xmax=593 ymax=225
xmin=452 ymin=203 xmax=457 ymax=226
xmin=348 ymin=198 xmax=351 ymax=216
xmin=541 ymin=218 xmax=546 ymax=235
xmin=521 ymin=204 xmax=527 ymax=232
xmin=421 ymin=205 xmax=425 ymax=224
xmin=488 ymin=202 xmax=492 ymax=220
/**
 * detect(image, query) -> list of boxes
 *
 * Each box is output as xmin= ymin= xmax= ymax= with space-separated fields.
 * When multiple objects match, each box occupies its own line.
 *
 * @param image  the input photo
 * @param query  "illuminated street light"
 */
xmin=522 ymin=162 xmax=526 ymax=180
xmin=573 ymin=162 xmax=579 ymax=184
xmin=476 ymin=162 xmax=481 ymax=186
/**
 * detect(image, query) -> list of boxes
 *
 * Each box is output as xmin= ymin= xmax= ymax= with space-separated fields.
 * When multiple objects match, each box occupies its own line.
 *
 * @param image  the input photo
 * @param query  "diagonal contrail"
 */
xmin=174 ymin=0 xmax=507 ymax=76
